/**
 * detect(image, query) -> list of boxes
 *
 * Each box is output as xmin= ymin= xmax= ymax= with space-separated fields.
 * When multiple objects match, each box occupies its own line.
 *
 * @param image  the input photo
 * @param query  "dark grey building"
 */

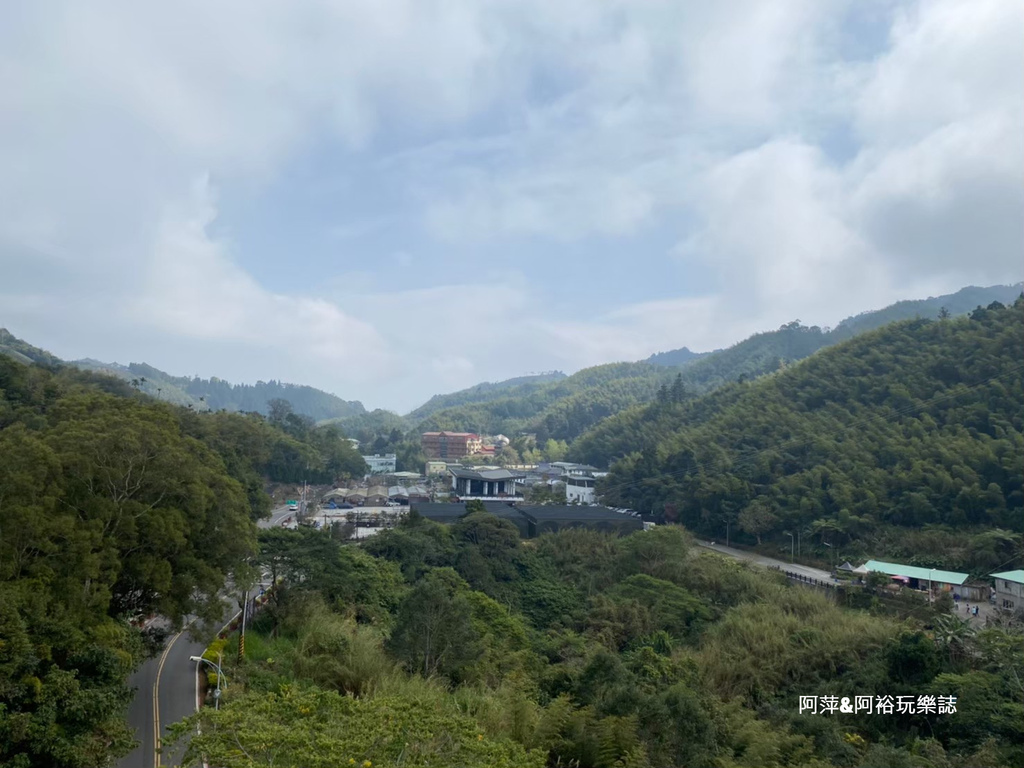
xmin=515 ymin=505 xmax=643 ymax=536
xmin=449 ymin=467 xmax=525 ymax=498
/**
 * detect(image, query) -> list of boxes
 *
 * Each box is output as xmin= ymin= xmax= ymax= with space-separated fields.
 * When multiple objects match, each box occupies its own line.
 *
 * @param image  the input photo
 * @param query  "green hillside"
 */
xmin=645 ymin=283 xmax=1023 ymax=392
xmin=406 ymin=371 xmax=567 ymax=422
xmin=413 ymin=361 xmax=675 ymax=443
xmin=646 ymin=345 xmax=712 ymax=367
xmin=588 ymin=299 xmax=1024 ymax=575
xmin=831 ymin=283 xmax=1023 ymax=340
xmin=185 ymin=517 xmax=1023 ymax=768
xmin=397 ymin=284 xmax=1023 ymax=449
xmin=0 ymin=349 xmax=367 ymax=766
xmin=0 ymin=328 xmax=64 ymax=367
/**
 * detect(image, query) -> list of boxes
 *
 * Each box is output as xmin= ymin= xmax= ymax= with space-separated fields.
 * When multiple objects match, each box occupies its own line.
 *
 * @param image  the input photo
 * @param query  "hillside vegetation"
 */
xmin=177 ymin=521 xmax=1023 ymax=768
xmin=411 ymin=362 xmax=675 ymax=444
xmin=644 ymin=283 xmax=1023 ymax=397
xmin=406 ymin=371 xmax=567 ymax=422
xmin=584 ymin=300 xmax=1023 ymax=575
xmin=0 ymin=354 xmax=367 ymax=766
xmin=382 ymin=284 xmax=1024 ymax=449
xmin=71 ymin=359 xmax=366 ymax=421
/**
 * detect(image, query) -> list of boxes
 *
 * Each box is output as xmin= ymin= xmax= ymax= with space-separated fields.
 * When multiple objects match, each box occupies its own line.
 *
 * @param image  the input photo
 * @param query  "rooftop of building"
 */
xmin=422 ymin=431 xmax=480 ymax=438
xmin=449 ymin=467 xmax=527 ymax=481
xmin=413 ymin=502 xmax=470 ymax=518
xmin=991 ymin=570 xmax=1024 ymax=584
xmin=862 ymin=560 xmax=969 ymax=586
xmin=515 ymin=504 xmax=637 ymax=522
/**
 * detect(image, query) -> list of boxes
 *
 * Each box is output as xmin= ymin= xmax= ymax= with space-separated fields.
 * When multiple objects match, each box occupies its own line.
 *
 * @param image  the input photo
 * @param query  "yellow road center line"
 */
xmin=153 ymin=630 xmax=184 ymax=768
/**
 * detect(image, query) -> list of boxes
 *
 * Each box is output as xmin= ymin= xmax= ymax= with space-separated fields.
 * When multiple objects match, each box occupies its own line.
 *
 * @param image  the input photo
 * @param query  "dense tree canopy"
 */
xmin=0 ymin=353 xmax=370 ymax=766
xmin=583 ymin=302 xmax=1024 ymax=574
xmin=185 ymin=518 xmax=1023 ymax=768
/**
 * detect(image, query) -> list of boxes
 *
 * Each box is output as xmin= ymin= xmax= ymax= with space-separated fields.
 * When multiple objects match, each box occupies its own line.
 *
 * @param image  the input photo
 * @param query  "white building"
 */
xmin=565 ymin=474 xmax=596 ymax=504
xmin=991 ymin=570 xmax=1024 ymax=612
xmin=363 ymin=454 xmax=397 ymax=474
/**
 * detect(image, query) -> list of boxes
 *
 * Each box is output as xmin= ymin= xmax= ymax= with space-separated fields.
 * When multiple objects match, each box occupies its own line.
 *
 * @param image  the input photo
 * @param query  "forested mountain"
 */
xmin=413 ymin=361 xmax=675 ymax=443
xmin=72 ymin=360 xmax=366 ymax=421
xmin=584 ymin=300 xmax=1024 ymax=575
xmin=398 ymin=284 xmax=1022 ymax=448
xmin=646 ymin=345 xmax=712 ymax=367
xmin=0 ymin=327 xmax=63 ymax=367
xmin=181 ymin=520 xmax=1023 ymax=767
xmin=0 ymin=353 xmax=367 ymax=766
xmin=406 ymin=371 xmax=567 ymax=422
xmin=831 ymin=283 xmax=1023 ymax=340
xmin=644 ymin=283 xmax=1022 ymax=395
xmin=0 ymin=328 xmax=367 ymax=421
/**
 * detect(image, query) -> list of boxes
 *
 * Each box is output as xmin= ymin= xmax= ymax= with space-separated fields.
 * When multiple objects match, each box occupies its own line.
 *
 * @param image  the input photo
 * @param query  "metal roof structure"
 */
xmin=516 ymin=504 xmax=635 ymax=522
xmin=991 ymin=570 xmax=1024 ymax=584
xmin=862 ymin=560 xmax=969 ymax=586
xmin=448 ymin=467 xmax=526 ymax=481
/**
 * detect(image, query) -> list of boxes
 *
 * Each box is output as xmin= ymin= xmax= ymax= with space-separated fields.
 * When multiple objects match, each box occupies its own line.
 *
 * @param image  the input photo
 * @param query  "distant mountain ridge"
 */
xmin=0 ymin=329 xmax=365 ymax=421
xmin=640 ymin=283 xmax=1023 ymax=393
xmin=646 ymin=346 xmax=711 ymax=367
xmin=73 ymin=360 xmax=366 ymax=421
xmin=0 ymin=328 xmax=63 ymax=368
xmin=406 ymin=371 xmax=567 ymax=422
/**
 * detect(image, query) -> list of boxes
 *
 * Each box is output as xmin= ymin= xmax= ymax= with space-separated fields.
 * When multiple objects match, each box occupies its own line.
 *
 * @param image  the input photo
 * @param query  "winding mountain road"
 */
xmin=116 ymin=504 xmax=292 ymax=768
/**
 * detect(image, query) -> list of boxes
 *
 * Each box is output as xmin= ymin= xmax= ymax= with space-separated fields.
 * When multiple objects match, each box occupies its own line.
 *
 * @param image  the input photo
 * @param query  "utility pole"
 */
xmin=785 ymin=532 xmax=794 ymax=563
xmin=238 ymin=590 xmax=247 ymax=663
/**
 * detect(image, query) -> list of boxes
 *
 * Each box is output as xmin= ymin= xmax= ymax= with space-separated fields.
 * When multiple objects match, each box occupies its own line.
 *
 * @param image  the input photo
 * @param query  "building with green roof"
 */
xmin=861 ymin=560 xmax=969 ymax=596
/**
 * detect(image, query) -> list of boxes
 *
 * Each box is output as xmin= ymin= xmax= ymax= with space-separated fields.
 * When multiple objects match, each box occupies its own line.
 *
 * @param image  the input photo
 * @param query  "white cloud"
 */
xmin=133 ymin=176 xmax=393 ymax=373
xmin=0 ymin=0 xmax=1020 ymax=412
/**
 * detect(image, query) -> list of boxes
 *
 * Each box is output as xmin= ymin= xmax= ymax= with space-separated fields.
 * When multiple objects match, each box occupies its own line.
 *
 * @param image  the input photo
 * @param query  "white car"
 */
xmin=384 ymin=500 xmax=401 ymax=507
xmin=287 ymin=503 xmax=298 ymax=512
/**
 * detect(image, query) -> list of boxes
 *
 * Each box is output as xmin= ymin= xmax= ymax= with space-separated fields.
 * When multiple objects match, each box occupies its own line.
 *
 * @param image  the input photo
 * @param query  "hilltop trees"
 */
xmin=182 ymin=517 xmax=1024 ymax=768
xmin=0 ymin=352 xmax=372 ymax=766
xmin=590 ymin=302 xmax=1024 ymax=573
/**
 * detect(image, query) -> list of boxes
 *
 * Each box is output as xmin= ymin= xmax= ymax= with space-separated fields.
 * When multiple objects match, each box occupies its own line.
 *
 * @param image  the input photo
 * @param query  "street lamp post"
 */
xmin=784 ymin=532 xmax=794 ymax=563
xmin=190 ymin=655 xmax=228 ymax=710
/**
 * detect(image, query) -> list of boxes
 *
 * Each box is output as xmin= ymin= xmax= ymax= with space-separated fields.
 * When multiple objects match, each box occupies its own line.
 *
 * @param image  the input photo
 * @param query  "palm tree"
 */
xmin=932 ymin=614 xmax=976 ymax=668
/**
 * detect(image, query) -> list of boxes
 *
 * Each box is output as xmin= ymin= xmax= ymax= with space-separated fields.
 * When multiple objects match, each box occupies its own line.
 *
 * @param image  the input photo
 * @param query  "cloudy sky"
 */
xmin=1 ymin=0 xmax=1021 ymax=412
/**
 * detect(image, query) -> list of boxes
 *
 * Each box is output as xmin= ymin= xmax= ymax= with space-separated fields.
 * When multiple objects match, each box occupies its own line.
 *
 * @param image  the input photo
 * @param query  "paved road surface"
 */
xmin=696 ymin=540 xmax=1003 ymax=622
xmin=116 ymin=505 xmax=290 ymax=768
xmin=696 ymin=539 xmax=834 ymax=581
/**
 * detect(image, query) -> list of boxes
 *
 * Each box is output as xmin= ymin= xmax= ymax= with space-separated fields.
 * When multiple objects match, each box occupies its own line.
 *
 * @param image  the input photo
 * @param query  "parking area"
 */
xmin=285 ymin=505 xmax=409 ymax=538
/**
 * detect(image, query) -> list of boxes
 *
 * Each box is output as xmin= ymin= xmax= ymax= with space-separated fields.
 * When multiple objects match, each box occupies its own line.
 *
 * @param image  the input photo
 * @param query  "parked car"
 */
xmin=385 ymin=500 xmax=401 ymax=507
xmin=338 ymin=503 xmax=354 ymax=509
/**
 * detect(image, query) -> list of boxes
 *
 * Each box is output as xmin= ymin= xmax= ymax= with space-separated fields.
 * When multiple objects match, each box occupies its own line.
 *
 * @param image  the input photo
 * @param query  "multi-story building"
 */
xmin=363 ymin=454 xmax=397 ymax=474
xmin=449 ymin=467 xmax=525 ymax=498
xmin=991 ymin=570 xmax=1024 ymax=612
xmin=565 ymin=474 xmax=597 ymax=504
xmin=421 ymin=431 xmax=482 ymax=459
